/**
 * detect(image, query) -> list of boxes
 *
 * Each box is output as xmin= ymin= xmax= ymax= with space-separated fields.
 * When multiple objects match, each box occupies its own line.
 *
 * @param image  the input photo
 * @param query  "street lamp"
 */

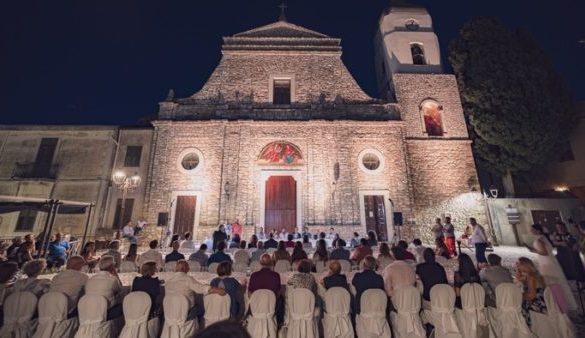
xmin=112 ymin=170 xmax=141 ymax=230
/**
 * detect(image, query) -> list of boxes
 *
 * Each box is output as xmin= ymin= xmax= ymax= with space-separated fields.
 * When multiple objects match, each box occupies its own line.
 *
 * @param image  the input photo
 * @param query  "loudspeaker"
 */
xmin=393 ymin=212 xmax=403 ymax=226
xmin=157 ymin=212 xmax=168 ymax=226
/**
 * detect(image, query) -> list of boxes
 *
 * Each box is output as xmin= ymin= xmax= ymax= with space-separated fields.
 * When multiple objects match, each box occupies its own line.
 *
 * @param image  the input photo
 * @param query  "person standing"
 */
xmin=443 ymin=217 xmax=457 ymax=257
xmin=551 ymin=221 xmax=585 ymax=283
xmin=469 ymin=218 xmax=488 ymax=265
xmin=47 ymin=233 xmax=70 ymax=269
xmin=231 ymin=220 xmax=243 ymax=239
xmin=122 ymin=221 xmax=137 ymax=245
xmin=432 ymin=218 xmax=444 ymax=243
xmin=212 ymin=224 xmax=228 ymax=252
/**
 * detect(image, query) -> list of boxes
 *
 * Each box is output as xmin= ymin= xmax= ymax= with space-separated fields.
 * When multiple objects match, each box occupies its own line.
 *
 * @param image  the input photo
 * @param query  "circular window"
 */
xmin=177 ymin=148 xmax=204 ymax=174
xmin=358 ymin=149 xmax=384 ymax=174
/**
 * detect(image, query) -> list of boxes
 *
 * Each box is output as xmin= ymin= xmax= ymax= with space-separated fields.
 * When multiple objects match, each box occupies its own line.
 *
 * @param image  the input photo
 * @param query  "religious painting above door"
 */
xmin=258 ymin=141 xmax=303 ymax=165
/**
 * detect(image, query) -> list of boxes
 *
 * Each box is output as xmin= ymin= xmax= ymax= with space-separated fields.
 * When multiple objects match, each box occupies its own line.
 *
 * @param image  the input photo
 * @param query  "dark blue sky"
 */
xmin=0 ymin=0 xmax=583 ymax=125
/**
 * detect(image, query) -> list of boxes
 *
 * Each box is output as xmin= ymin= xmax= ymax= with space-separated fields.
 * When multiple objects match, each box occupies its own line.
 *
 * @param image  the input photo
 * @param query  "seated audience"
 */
xmin=15 ymin=241 xmax=34 ymax=268
xmin=322 ymin=260 xmax=349 ymax=290
xmin=330 ymin=239 xmax=350 ymax=261
xmin=453 ymin=253 xmax=480 ymax=308
xmin=285 ymin=234 xmax=296 ymax=248
xmin=132 ymin=261 xmax=162 ymax=316
xmin=103 ymin=240 xmax=122 ymax=269
xmin=165 ymin=240 xmax=186 ymax=263
xmin=80 ymin=241 xmax=99 ymax=271
xmin=410 ymin=239 xmax=427 ymax=263
xmin=397 ymin=240 xmax=416 ymax=261
xmin=5 ymin=237 xmax=22 ymax=260
xmin=234 ymin=241 xmax=251 ymax=265
xmin=377 ymin=242 xmax=394 ymax=267
xmin=434 ymin=238 xmax=451 ymax=259
xmin=47 ymin=233 xmax=70 ymax=269
xmin=480 ymin=253 xmax=513 ymax=301
xmin=166 ymin=260 xmax=225 ymax=318
xmin=350 ymin=232 xmax=361 ymax=248
xmin=264 ymin=233 xmax=278 ymax=249
xmin=85 ymin=256 xmax=124 ymax=316
xmin=367 ymin=231 xmax=378 ymax=247
xmin=12 ymin=259 xmax=50 ymax=297
xmin=250 ymin=241 xmax=265 ymax=262
xmin=208 ymin=241 xmax=232 ymax=265
xmin=248 ymin=254 xmax=281 ymax=296
xmin=50 ymin=255 xmax=89 ymax=313
xmin=0 ymin=262 xmax=19 ymax=305
xmin=189 ymin=243 xmax=209 ymax=267
xmin=248 ymin=235 xmax=258 ymax=249
xmin=272 ymin=241 xmax=291 ymax=263
xmin=181 ymin=232 xmax=196 ymax=250
xmin=141 ymin=240 xmax=164 ymax=271
xmin=415 ymin=248 xmax=448 ymax=301
xmin=123 ymin=243 xmax=141 ymax=266
xmin=312 ymin=239 xmax=329 ymax=263
xmin=516 ymin=257 xmax=547 ymax=327
xmin=382 ymin=247 xmax=416 ymax=298
xmin=229 ymin=234 xmax=241 ymax=249
xmin=210 ymin=261 xmax=243 ymax=319
xmin=352 ymin=256 xmax=384 ymax=314
xmin=302 ymin=235 xmax=312 ymax=249
xmin=291 ymin=241 xmax=308 ymax=263
xmin=351 ymin=238 xmax=373 ymax=264
xmin=287 ymin=259 xmax=317 ymax=296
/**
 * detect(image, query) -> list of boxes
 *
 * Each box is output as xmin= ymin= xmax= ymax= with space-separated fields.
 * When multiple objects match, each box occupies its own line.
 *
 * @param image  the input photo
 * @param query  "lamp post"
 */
xmin=483 ymin=186 xmax=499 ymax=246
xmin=112 ymin=170 xmax=141 ymax=231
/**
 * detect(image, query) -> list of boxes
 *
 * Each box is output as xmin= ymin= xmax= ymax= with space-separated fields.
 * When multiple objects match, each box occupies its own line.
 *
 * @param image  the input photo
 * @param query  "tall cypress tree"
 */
xmin=449 ymin=17 xmax=575 ymax=195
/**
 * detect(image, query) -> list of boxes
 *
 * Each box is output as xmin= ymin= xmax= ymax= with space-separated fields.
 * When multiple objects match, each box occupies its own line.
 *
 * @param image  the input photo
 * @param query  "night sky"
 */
xmin=0 ymin=0 xmax=583 ymax=125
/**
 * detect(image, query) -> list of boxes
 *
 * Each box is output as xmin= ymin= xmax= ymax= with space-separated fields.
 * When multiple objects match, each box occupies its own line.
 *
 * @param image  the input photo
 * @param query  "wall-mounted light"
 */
xmin=224 ymin=181 xmax=232 ymax=200
xmin=554 ymin=185 xmax=569 ymax=192
xmin=489 ymin=186 xmax=499 ymax=199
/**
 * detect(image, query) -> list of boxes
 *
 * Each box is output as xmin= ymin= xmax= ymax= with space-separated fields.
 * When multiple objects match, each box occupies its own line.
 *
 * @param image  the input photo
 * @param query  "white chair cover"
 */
xmin=378 ymin=256 xmax=393 ymax=272
xmin=455 ymin=283 xmax=489 ymax=338
xmin=246 ymin=290 xmax=277 ymax=338
xmin=529 ymin=287 xmax=574 ymax=338
xmin=33 ymin=292 xmax=78 ymax=338
xmin=164 ymin=261 xmax=177 ymax=272
xmin=390 ymin=286 xmax=425 ymax=338
xmin=314 ymin=260 xmax=327 ymax=273
xmin=234 ymin=250 xmax=250 ymax=265
xmin=188 ymin=261 xmax=201 ymax=272
xmin=338 ymin=260 xmax=352 ymax=273
xmin=234 ymin=263 xmax=248 ymax=273
xmin=160 ymin=294 xmax=197 ymax=338
xmin=74 ymin=295 xmax=118 ymax=338
xmin=488 ymin=283 xmax=532 ymax=338
xmin=274 ymin=260 xmax=291 ymax=273
xmin=120 ymin=261 xmax=138 ymax=273
xmin=424 ymin=284 xmax=461 ymax=338
xmin=204 ymin=294 xmax=231 ymax=327
xmin=356 ymin=289 xmax=391 ymax=338
xmin=0 ymin=291 xmax=38 ymax=338
xmin=207 ymin=262 xmax=220 ymax=274
xmin=283 ymin=288 xmax=318 ymax=338
xmin=323 ymin=287 xmax=354 ymax=338
xmin=250 ymin=261 xmax=262 ymax=273
xmin=120 ymin=291 xmax=160 ymax=338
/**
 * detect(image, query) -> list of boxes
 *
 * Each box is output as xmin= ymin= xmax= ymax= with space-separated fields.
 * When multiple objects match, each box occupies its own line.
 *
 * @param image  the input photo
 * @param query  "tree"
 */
xmin=449 ymin=17 xmax=575 ymax=196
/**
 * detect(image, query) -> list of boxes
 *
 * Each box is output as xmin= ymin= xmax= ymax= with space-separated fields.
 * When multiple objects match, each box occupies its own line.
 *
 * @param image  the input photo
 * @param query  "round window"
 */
xmin=177 ymin=148 xmax=204 ymax=174
xmin=181 ymin=153 xmax=200 ymax=170
xmin=362 ymin=153 xmax=380 ymax=170
xmin=358 ymin=149 xmax=384 ymax=174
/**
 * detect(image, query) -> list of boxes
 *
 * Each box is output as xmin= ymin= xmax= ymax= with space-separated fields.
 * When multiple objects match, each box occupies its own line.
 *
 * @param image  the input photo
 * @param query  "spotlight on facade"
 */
xmin=554 ymin=185 xmax=569 ymax=192
xmin=489 ymin=186 xmax=499 ymax=198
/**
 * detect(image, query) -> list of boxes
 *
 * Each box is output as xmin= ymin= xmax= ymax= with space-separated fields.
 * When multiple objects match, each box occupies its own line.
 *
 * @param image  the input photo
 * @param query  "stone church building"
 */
xmin=0 ymin=4 xmax=485 ymax=242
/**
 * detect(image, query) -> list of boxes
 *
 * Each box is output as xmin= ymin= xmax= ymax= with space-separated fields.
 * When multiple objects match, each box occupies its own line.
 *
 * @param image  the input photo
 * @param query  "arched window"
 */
xmin=259 ymin=141 xmax=303 ymax=165
xmin=420 ymin=100 xmax=444 ymax=136
xmin=411 ymin=43 xmax=426 ymax=65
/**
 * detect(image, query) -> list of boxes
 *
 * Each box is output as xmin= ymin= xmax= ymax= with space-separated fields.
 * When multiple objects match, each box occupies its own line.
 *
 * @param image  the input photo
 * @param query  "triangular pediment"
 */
xmin=233 ymin=21 xmax=330 ymax=39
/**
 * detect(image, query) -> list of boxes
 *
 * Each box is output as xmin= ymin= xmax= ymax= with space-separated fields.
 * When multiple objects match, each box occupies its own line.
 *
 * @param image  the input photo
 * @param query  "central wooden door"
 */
xmin=265 ymin=176 xmax=297 ymax=234
xmin=174 ymin=195 xmax=197 ymax=236
xmin=364 ymin=195 xmax=388 ymax=241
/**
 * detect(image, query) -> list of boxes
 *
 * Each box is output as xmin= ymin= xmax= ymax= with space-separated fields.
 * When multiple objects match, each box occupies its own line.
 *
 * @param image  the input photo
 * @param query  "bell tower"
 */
xmin=374 ymin=2 xmax=442 ymax=100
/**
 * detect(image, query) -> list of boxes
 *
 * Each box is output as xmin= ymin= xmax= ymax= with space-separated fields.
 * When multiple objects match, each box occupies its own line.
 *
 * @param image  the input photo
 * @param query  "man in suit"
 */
xmin=351 ymin=255 xmax=384 ymax=314
xmin=330 ymin=239 xmax=350 ymax=261
xmin=263 ymin=233 xmax=278 ymax=249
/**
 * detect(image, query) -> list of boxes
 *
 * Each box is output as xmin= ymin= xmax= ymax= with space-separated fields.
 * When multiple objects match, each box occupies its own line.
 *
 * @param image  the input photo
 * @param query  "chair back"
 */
xmin=314 ymin=260 xmax=327 ymax=273
xmin=250 ymin=261 xmax=262 ymax=273
xmin=208 ymin=262 xmax=220 ymax=274
xmin=119 ymin=291 xmax=151 ymax=338
xmin=338 ymin=260 xmax=351 ymax=273
xmin=455 ymin=283 xmax=488 ymax=338
xmin=34 ymin=291 xmax=75 ymax=338
xmin=161 ymin=294 xmax=196 ymax=338
xmin=286 ymin=288 xmax=317 ymax=338
xmin=75 ymin=294 xmax=110 ymax=338
xmin=377 ymin=256 xmax=393 ymax=271
xmin=204 ymin=293 xmax=231 ymax=326
xmin=492 ymin=283 xmax=530 ymax=338
xmin=0 ymin=291 xmax=38 ymax=338
xmin=539 ymin=286 xmax=575 ymax=338
xmin=234 ymin=250 xmax=250 ymax=265
xmin=274 ymin=260 xmax=291 ymax=273
xmin=427 ymin=284 xmax=461 ymax=337
xmin=356 ymin=289 xmax=391 ymax=337
xmin=246 ymin=290 xmax=277 ymax=338
xmin=163 ymin=261 xmax=176 ymax=272
xmin=390 ymin=286 xmax=425 ymax=338
xmin=323 ymin=287 xmax=353 ymax=338
xmin=233 ymin=262 xmax=248 ymax=273
xmin=120 ymin=261 xmax=138 ymax=273
xmin=188 ymin=260 xmax=201 ymax=272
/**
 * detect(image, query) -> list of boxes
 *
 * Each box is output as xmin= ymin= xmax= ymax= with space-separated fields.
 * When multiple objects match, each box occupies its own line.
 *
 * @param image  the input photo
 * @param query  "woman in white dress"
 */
xmin=528 ymin=224 xmax=577 ymax=311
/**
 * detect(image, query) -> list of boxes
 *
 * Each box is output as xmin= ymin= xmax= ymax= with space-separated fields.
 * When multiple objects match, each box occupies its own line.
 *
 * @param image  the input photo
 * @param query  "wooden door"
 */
xmin=364 ymin=195 xmax=388 ymax=241
xmin=265 ymin=176 xmax=296 ymax=234
xmin=112 ymin=198 xmax=134 ymax=228
xmin=174 ymin=196 xmax=197 ymax=236
xmin=531 ymin=210 xmax=562 ymax=234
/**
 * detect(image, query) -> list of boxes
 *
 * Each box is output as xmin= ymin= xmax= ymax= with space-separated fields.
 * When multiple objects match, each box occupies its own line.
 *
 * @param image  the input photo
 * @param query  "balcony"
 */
xmin=12 ymin=163 xmax=59 ymax=180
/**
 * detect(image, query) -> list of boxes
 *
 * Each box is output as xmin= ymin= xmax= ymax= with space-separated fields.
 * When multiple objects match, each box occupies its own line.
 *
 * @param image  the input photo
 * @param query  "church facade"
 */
xmin=0 ymin=5 xmax=486 ymax=242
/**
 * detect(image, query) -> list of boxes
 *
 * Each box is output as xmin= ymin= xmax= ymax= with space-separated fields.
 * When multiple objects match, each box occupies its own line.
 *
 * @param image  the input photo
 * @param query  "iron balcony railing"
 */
xmin=12 ymin=163 xmax=59 ymax=180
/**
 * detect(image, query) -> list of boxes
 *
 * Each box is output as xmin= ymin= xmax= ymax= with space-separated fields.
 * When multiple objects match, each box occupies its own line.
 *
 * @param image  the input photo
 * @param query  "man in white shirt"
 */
xmin=409 ymin=238 xmax=427 ymax=263
xmin=122 ymin=221 xmax=137 ymax=244
xmin=85 ymin=255 xmax=124 ymax=317
xmin=141 ymin=240 xmax=164 ymax=271
xmin=470 ymin=217 xmax=489 ymax=265
xmin=180 ymin=232 xmax=196 ymax=250
xmin=165 ymin=260 xmax=225 ymax=317
xmin=49 ymin=255 xmax=89 ymax=313
xmin=382 ymin=247 xmax=416 ymax=298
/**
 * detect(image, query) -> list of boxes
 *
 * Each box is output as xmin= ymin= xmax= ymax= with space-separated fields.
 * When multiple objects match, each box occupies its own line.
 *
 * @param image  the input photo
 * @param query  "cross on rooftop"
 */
xmin=278 ymin=2 xmax=287 ymax=22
